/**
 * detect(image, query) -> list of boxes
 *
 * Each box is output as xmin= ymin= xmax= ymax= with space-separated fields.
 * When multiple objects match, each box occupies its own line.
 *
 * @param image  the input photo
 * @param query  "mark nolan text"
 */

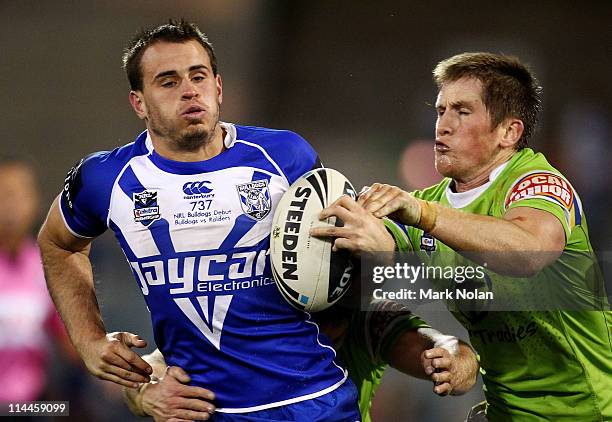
xmin=373 ymin=288 xmax=493 ymax=301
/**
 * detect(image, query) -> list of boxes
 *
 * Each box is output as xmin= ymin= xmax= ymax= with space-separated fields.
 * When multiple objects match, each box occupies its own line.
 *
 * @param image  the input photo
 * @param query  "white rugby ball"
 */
xmin=270 ymin=168 xmax=356 ymax=312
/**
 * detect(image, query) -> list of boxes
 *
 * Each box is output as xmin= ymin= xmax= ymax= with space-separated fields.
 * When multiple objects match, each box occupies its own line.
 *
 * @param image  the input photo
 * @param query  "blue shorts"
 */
xmin=212 ymin=378 xmax=361 ymax=421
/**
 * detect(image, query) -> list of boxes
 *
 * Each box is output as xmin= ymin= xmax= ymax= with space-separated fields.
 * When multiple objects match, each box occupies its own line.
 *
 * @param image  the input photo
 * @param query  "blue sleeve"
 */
xmin=59 ymin=152 xmax=112 ymax=238
xmin=235 ymin=125 xmax=323 ymax=184
xmin=254 ymin=129 xmax=321 ymax=184
xmin=279 ymin=131 xmax=322 ymax=184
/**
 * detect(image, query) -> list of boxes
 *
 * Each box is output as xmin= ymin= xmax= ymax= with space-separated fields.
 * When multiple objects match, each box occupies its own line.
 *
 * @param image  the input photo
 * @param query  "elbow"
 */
xmin=36 ymin=226 xmax=47 ymax=247
xmin=507 ymin=248 xmax=562 ymax=277
xmin=36 ymin=224 xmax=54 ymax=256
xmin=511 ymin=258 xmax=543 ymax=277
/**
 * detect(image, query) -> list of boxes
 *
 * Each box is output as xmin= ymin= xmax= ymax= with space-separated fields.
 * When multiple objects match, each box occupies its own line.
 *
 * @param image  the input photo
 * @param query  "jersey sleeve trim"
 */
xmin=504 ymin=170 xmax=581 ymax=237
xmin=378 ymin=315 xmax=430 ymax=364
xmin=364 ymin=300 xmax=430 ymax=364
xmin=383 ymin=218 xmax=412 ymax=252
xmin=58 ymin=195 xmax=96 ymax=239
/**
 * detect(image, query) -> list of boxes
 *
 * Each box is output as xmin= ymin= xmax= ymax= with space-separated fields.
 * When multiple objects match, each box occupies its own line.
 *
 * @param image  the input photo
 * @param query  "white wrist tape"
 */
xmin=418 ymin=327 xmax=459 ymax=355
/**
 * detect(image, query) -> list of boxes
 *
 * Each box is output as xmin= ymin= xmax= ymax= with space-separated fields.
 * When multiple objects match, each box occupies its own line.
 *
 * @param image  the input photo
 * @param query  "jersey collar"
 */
xmin=444 ymin=160 xmax=510 ymax=209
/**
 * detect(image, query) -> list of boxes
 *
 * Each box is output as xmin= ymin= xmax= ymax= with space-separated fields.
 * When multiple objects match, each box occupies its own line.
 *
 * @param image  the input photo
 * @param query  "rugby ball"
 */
xmin=270 ymin=168 xmax=356 ymax=312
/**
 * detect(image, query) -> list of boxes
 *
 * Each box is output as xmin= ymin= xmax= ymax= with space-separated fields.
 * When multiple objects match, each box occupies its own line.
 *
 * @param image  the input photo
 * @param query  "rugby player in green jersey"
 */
xmin=122 ymin=299 xmax=479 ymax=421
xmin=313 ymin=52 xmax=612 ymax=421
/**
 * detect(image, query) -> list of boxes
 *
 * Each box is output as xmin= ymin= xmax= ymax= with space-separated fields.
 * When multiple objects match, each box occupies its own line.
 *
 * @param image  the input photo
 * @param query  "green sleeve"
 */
xmin=361 ymin=300 xmax=430 ymax=364
xmin=503 ymin=170 xmax=581 ymax=240
xmin=383 ymin=217 xmax=413 ymax=252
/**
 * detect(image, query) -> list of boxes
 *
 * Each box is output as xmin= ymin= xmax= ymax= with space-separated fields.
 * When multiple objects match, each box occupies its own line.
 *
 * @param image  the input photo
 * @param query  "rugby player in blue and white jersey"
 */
xmin=37 ymin=20 xmax=361 ymax=421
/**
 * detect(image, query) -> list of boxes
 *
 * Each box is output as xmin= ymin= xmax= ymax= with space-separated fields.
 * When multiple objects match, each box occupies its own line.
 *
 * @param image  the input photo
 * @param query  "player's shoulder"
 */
xmin=234 ymin=123 xmax=312 ymax=152
xmin=62 ymin=132 xmax=149 ymax=215
xmin=412 ymin=178 xmax=451 ymax=201
xmin=232 ymin=123 xmax=319 ymax=183
xmin=504 ymin=148 xmax=564 ymax=179
xmin=235 ymin=123 xmax=305 ymax=141
xmin=501 ymin=148 xmax=577 ymax=208
xmin=76 ymin=132 xmax=149 ymax=176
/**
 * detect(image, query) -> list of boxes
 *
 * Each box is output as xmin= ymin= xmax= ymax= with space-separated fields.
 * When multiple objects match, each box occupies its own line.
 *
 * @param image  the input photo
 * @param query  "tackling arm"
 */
xmin=38 ymin=197 xmax=152 ymax=388
xmin=359 ymin=184 xmax=566 ymax=276
xmin=388 ymin=329 xmax=479 ymax=396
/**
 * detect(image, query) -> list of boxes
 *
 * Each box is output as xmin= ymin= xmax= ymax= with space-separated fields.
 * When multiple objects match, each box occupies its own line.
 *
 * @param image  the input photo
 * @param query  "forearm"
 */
xmin=362 ymin=184 xmax=558 ymax=275
xmin=123 ymin=349 xmax=166 ymax=416
xmin=38 ymin=233 xmax=106 ymax=352
xmin=389 ymin=330 xmax=434 ymax=379
xmin=449 ymin=341 xmax=479 ymax=395
xmin=124 ymin=382 xmax=150 ymax=417
xmin=426 ymin=202 xmax=551 ymax=275
xmin=389 ymin=328 xmax=479 ymax=395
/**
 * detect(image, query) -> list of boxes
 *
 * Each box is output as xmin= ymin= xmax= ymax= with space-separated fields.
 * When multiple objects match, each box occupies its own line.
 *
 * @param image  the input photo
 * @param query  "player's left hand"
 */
xmin=141 ymin=366 xmax=216 ymax=422
xmin=358 ymin=183 xmax=422 ymax=226
xmin=421 ymin=347 xmax=458 ymax=396
xmin=310 ymin=195 xmax=395 ymax=255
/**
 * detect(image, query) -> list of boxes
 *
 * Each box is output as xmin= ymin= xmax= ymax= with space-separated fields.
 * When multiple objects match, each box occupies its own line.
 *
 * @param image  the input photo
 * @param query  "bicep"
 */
xmin=39 ymin=196 xmax=93 ymax=255
xmin=503 ymin=206 xmax=566 ymax=254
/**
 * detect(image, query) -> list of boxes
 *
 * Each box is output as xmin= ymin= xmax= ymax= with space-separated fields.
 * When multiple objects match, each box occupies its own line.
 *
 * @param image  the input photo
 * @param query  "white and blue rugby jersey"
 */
xmin=59 ymin=123 xmax=350 ymax=412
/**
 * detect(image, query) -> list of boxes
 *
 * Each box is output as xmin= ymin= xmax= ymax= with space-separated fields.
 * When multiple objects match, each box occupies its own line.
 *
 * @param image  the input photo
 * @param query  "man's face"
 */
xmin=0 ymin=164 xmax=39 ymax=243
xmin=134 ymin=40 xmax=222 ymax=150
xmin=434 ymin=77 xmax=501 ymax=181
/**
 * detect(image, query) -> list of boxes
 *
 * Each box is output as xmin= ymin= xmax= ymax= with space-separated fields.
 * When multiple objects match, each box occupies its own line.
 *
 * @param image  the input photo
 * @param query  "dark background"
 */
xmin=2 ymin=1 xmax=610 ymax=420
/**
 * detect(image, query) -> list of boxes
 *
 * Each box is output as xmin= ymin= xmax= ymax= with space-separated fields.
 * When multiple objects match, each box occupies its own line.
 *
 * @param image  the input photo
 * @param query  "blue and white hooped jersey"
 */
xmin=59 ymin=123 xmax=350 ymax=412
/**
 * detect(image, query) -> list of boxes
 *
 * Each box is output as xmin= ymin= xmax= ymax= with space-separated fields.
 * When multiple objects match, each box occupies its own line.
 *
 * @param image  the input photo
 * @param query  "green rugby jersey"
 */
xmin=400 ymin=148 xmax=612 ymax=420
xmin=328 ymin=300 xmax=429 ymax=422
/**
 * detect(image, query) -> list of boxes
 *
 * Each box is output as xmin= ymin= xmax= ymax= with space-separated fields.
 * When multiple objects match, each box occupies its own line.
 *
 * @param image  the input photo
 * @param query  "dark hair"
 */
xmin=433 ymin=52 xmax=542 ymax=149
xmin=122 ymin=19 xmax=218 ymax=91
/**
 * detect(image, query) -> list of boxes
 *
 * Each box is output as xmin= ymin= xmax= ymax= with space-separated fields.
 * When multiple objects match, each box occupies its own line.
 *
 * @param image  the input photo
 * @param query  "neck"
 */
xmin=151 ymin=125 xmax=226 ymax=162
xmin=453 ymin=149 xmax=516 ymax=193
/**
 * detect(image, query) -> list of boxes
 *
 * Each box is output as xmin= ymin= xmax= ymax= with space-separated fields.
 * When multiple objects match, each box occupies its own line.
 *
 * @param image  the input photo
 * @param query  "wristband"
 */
xmin=417 ymin=327 xmax=459 ymax=355
xmin=416 ymin=199 xmax=438 ymax=232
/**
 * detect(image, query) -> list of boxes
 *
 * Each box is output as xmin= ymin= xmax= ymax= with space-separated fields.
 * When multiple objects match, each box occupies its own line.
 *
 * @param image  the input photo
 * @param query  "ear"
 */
xmin=129 ymin=91 xmax=147 ymax=120
xmin=215 ymin=74 xmax=223 ymax=105
xmin=499 ymin=118 xmax=524 ymax=148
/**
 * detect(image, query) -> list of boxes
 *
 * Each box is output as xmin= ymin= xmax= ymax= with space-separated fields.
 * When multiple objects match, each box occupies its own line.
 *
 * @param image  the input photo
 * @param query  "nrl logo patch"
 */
xmin=133 ymin=190 xmax=161 ymax=225
xmin=236 ymin=180 xmax=271 ymax=221
xmin=420 ymin=233 xmax=436 ymax=255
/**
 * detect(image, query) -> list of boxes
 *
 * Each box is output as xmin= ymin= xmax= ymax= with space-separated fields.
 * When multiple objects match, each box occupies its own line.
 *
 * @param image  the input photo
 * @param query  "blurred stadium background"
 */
xmin=1 ymin=1 xmax=611 ymax=420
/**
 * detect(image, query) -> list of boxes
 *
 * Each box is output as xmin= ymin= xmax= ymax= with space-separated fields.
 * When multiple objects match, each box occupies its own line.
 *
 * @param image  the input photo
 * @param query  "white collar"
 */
xmin=144 ymin=121 xmax=237 ymax=153
xmin=445 ymin=160 xmax=509 ymax=208
xmin=220 ymin=122 xmax=237 ymax=148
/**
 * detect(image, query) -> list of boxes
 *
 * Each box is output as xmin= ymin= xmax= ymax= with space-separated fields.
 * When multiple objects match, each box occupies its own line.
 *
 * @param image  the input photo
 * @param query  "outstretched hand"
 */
xmin=80 ymin=331 xmax=152 ymax=388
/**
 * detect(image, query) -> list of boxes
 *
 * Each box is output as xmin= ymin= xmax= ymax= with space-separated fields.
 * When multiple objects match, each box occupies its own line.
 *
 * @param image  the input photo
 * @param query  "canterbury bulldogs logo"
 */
xmin=236 ymin=180 xmax=271 ymax=221
xmin=133 ymin=190 xmax=161 ymax=225
xmin=183 ymin=181 xmax=213 ymax=196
